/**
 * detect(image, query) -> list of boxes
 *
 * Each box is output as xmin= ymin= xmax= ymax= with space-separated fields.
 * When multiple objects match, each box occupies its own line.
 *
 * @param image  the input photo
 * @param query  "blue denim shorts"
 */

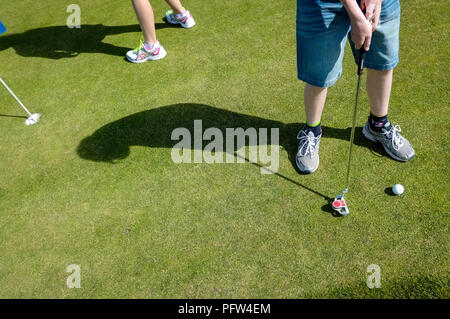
xmin=297 ymin=0 xmax=400 ymax=87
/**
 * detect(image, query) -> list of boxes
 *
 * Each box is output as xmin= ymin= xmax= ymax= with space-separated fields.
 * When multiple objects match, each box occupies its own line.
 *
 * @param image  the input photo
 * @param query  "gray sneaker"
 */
xmin=296 ymin=130 xmax=321 ymax=173
xmin=362 ymin=121 xmax=415 ymax=161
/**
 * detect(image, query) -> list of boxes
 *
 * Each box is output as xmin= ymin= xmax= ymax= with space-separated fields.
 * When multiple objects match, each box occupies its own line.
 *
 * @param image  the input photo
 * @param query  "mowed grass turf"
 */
xmin=0 ymin=0 xmax=448 ymax=298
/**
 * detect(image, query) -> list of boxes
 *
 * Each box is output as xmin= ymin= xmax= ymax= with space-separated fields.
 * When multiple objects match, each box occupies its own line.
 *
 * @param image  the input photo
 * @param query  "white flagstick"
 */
xmin=0 ymin=77 xmax=41 ymax=125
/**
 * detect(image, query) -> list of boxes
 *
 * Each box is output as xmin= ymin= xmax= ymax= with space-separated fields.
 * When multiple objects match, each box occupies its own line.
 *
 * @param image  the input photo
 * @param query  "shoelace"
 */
xmin=133 ymin=39 xmax=145 ymax=54
xmin=296 ymin=131 xmax=316 ymax=157
xmin=135 ymin=39 xmax=158 ymax=53
xmin=384 ymin=124 xmax=404 ymax=151
xmin=133 ymin=39 xmax=158 ymax=61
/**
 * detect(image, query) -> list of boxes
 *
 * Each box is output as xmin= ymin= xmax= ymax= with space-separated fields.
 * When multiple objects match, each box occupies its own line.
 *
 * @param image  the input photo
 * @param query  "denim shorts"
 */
xmin=297 ymin=0 xmax=400 ymax=87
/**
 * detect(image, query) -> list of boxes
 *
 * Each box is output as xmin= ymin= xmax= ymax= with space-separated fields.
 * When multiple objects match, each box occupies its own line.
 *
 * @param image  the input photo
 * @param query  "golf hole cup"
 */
xmin=25 ymin=113 xmax=42 ymax=126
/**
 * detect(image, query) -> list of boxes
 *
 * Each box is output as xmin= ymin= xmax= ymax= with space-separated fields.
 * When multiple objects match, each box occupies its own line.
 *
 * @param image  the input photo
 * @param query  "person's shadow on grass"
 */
xmin=0 ymin=23 xmax=176 ymax=59
xmin=77 ymin=103 xmax=384 ymax=164
xmin=76 ymin=103 xmax=386 ymax=211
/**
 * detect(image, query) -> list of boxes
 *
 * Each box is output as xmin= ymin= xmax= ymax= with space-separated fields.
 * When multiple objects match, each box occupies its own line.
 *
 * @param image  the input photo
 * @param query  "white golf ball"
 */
xmin=392 ymin=184 xmax=404 ymax=195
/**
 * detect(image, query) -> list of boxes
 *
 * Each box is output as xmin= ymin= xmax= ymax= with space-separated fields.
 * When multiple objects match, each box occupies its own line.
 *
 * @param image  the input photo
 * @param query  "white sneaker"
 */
xmin=126 ymin=40 xmax=167 ymax=63
xmin=165 ymin=10 xmax=196 ymax=28
xmin=362 ymin=120 xmax=415 ymax=162
xmin=296 ymin=130 xmax=321 ymax=174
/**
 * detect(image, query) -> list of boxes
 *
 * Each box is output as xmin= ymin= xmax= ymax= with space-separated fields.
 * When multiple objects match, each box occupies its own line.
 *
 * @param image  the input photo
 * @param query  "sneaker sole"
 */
xmin=362 ymin=125 xmax=414 ymax=162
xmin=126 ymin=47 xmax=167 ymax=63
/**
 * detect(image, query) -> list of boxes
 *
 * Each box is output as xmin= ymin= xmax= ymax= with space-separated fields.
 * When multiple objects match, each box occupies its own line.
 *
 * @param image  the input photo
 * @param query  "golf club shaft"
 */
xmin=0 ymin=77 xmax=34 ymax=118
xmin=344 ymin=48 xmax=367 ymax=191
xmin=344 ymin=74 xmax=361 ymax=190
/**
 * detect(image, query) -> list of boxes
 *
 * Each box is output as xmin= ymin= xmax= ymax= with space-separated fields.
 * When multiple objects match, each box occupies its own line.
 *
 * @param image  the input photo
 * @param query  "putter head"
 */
xmin=331 ymin=194 xmax=349 ymax=215
xmin=25 ymin=113 xmax=41 ymax=126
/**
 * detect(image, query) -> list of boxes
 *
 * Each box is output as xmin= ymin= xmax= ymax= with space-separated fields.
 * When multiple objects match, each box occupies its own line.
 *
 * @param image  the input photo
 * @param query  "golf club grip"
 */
xmin=357 ymin=6 xmax=368 ymax=75
xmin=358 ymin=47 xmax=367 ymax=75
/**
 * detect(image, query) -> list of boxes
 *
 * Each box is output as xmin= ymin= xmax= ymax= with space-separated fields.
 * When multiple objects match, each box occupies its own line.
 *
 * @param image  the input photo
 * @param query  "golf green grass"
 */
xmin=0 ymin=0 xmax=448 ymax=298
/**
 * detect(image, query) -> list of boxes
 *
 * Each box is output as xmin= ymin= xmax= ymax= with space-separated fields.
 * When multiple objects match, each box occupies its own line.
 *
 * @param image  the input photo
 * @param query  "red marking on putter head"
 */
xmin=332 ymin=200 xmax=346 ymax=208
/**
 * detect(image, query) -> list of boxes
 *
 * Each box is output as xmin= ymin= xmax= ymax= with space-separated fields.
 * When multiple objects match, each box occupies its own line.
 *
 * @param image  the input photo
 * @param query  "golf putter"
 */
xmin=332 ymin=47 xmax=367 ymax=215
xmin=0 ymin=77 xmax=41 ymax=125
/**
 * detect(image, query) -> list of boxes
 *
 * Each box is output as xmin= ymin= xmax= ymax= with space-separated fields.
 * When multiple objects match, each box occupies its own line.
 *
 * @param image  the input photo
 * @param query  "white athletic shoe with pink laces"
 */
xmin=126 ymin=40 xmax=167 ymax=63
xmin=165 ymin=10 xmax=196 ymax=28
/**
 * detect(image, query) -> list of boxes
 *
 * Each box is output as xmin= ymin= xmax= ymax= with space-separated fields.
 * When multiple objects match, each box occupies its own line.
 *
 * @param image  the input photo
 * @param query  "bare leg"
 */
xmin=366 ymin=69 xmax=393 ymax=117
xmin=296 ymin=83 xmax=327 ymax=174
xmin=165 ymin=0 xmax=185 ymax=14
xmin=304 ymin=83 xmax=328 ymax=125
xmin=131 ymin=0 xmax=157 ymax=45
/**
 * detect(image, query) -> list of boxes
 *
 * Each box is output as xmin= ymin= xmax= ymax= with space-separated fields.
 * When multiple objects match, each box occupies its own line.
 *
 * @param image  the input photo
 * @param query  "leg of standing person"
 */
xmin=126 ymin=0 xmax=167 ymax=63
xmin=164 ymin=0 xmax=184 ymax=14
xmin=366 ymin=69 xmax=391 ymax=118
xmin=359 ymin=0 xmax=415 ymax=161
xmin=295 ymin=0 xmax=351 ymax=174
xmin=126 ymin=0 xmax=195 ymax=63
xmin=132 ymin=0 xmax=157 ymax=45
xmin=165 ymin=0 xmax=196 ymax=28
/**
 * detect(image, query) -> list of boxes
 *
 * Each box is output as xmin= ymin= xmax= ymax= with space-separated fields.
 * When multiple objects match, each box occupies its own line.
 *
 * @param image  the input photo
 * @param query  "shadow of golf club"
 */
xmin=235 ymin=153 xmax=331 ymax=201
xmin=238 ymin=153 xmax=343 ymax=216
